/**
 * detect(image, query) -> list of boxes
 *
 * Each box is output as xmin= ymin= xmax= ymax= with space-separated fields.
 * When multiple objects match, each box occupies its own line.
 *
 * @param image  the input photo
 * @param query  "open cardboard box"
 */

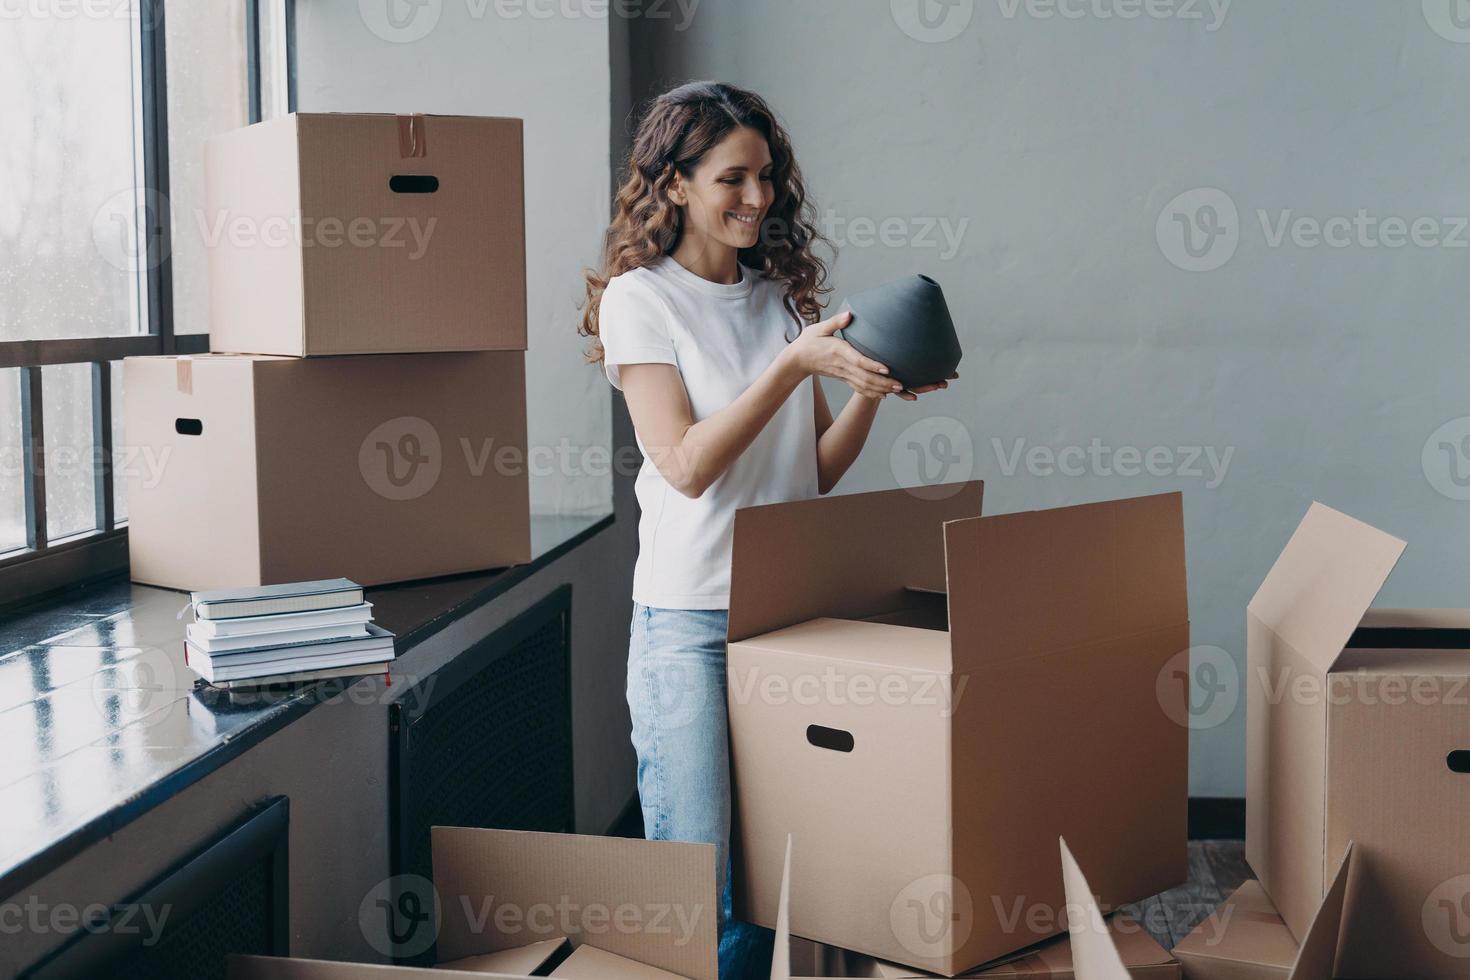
xmin=1172 ymin=847 xmax=1355 ymax=980
xmin=230 ymin=828 xmax=724 ymax=980
xmin=771 ymin=839 xmax=1182 ymax=980
xmin=1246 ymin=502 xmax=1470 ymax=977
xmin=726 ymin=483 xmax=1191 ymax=974
xmin=205 ymin=112 xmax=526 ymax=357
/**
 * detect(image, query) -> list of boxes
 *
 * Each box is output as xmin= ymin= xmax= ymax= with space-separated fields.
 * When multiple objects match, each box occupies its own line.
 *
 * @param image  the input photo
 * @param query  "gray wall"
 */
xmin=295 ymin=0 xmax=615 ymax=518
xmin=629 ymin=0 xmax=1470 ymax=796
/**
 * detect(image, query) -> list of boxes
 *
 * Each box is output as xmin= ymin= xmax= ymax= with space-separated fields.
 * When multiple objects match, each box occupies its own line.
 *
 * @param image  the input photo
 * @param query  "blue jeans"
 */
xmin=626 ymin=602 xmax=774 ymax=980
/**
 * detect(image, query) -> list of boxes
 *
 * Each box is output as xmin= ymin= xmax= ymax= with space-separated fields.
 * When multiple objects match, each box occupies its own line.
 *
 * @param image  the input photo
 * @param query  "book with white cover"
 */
xmin=190 ymin=578 xmax=363 ymax=621
xmin=190 ymin=646 xmax=393 ymax=683
xmin=189 ymin=601 xmax=374 ymax=639
xmin=206 ymin=661 xmax=390 ymax=690
xmin=185 ymin=623 xmax=395 ymax=672
xmin=186 ymin=620 xmax=370 ymax=654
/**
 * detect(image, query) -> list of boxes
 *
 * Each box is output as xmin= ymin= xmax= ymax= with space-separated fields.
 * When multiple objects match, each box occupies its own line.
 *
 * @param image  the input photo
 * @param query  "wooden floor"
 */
xmin=1123 ymin=840 xmax=1251 ymax=950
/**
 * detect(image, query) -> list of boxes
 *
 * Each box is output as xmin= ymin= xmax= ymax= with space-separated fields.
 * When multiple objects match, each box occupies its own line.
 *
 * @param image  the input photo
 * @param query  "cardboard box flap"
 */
xmin=227 ymin=955 xmax=527 ymax=979
xmin=771 ymin=836 xmax=793 ymax=980
xmin=430 ymin=828 xmax=718 ymax=980
xmin=1247 ymin=503 xmax=1405 ymax=676
xmin=551 ymin=945 xmax=692 ymax=979
xmin=1171 ymin=880 xmax=1298 ymax=970
xmin=1287 ymin=844 xmax=1352 ymax=980
xmin=728 ymin=483 xmax=983 ymax=643
xmin=1059 ymin=838 xmax=1132 ymax=980
xmin=438 ymin=938 xmax=569 ymax=974
xmin=943 ymin=493 xmax=1187 ymax=670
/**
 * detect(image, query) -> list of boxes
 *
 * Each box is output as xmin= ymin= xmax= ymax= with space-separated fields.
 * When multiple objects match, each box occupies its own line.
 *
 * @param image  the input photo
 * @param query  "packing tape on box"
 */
xmin=176 ymin=357 xmax=192 ymax=395
xmin=397 ymin=113 xmax=427 ymax=157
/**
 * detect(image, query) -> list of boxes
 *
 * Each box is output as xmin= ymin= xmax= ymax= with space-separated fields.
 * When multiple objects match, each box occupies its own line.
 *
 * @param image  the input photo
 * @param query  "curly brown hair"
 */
xmin=580 ymin=81 xmax=832 ymax=363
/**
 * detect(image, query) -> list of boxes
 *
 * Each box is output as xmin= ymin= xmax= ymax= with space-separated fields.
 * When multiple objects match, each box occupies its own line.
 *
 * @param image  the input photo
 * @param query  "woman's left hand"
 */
xmin=892 ymin=371 xmax=959 ymax=402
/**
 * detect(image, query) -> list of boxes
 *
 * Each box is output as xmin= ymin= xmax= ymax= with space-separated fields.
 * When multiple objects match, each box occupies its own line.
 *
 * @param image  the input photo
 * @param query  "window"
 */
xmin=0 ymin=0 xmax=295 ymax=609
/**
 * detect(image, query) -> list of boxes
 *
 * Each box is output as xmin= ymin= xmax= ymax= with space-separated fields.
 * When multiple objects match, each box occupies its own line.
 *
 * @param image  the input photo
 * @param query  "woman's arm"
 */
xmin=813 ymin=370 xmax=959 ymax=494
xmin=620 ymin=310 xmax=898 ymax=499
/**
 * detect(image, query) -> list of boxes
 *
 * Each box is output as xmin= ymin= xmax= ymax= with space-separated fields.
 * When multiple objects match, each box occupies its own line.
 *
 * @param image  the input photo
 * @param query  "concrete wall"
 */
xmin=295 ymin=0 xmax=615 ymax=517
xmin=628 ymin=0 xmax=1470 ymax=797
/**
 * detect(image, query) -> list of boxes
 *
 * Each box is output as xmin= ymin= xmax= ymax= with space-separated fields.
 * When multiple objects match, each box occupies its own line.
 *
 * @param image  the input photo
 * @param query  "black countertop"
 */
xmin=0 ymin=511 xmax=612 ymax=898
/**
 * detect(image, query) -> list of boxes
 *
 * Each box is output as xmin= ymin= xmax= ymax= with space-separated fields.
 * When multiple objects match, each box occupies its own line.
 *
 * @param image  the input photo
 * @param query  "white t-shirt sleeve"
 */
xmin=598 ymin=274 xmax=677 ymax=390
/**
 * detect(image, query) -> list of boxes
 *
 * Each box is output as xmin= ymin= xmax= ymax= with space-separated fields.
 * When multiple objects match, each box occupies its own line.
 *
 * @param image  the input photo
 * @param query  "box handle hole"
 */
xmin=806 ymin=724 xmax=854 ymax=753
xmin=1447 ymin=751 xmax=1470 ymax=774
xmin=175 ymin=418 xmax=203 ymax=436
xmin=389 ymin=175 xmax=440 ymax=194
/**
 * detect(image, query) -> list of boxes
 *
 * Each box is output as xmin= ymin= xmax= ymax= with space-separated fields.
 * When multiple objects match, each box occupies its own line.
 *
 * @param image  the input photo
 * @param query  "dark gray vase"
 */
xmin=836 ymin=274 xmax=962 ymax=389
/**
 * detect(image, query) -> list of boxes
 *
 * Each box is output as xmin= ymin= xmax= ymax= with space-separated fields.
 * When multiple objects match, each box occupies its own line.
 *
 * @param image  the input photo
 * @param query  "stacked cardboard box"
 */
xmin=125 ymin=113 xmax=530 ymax=590
xmin=723 ymin=482 xmax=1191 ymax=975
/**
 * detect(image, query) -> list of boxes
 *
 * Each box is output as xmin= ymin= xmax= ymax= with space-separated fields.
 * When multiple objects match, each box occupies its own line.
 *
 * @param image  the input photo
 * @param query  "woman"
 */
xmin=579 ymin=81 xmax=955 ymax=979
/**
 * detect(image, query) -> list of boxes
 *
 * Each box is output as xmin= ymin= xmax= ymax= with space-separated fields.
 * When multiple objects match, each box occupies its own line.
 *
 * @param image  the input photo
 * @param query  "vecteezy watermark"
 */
xmin=890 ymin=875 xmax=974 ymax=959
xmin=1255 ymin=665 xmax=1470 ymax=709
xmin=1425 ymin=875 xmax=1470 ymax=957
xmin=1158 ymin=187 xmax=1470 ymax=272
xmin=0 ymin=443 xmax=172 ymax=491
xmin=1423 ymin=416 xmax=1470 ymax=501
xmin=890 ymin=0 xmax=976 ymax=43
xmin=92 ymin=187 xmax=170 ymax=274
xmin=194 ymin=210 xmax=439 ymax=260
xmin=728 ymin=665 xmax=970 ymax=720
xmin=91 ymin=646 xmax=181 ymax=731
xmin=994 ymin=894 xmax=1227 ymax=943
xmin=358 ymin=0 xmax=700 ymax=44
xmin=763 ymin=211 xmax=970 ymax=261
xmin=360 ymin=875 xmax=441 ymax=959
xmin=889 ymin=416 xmax=976 ymax=498
xmin=1422 ymin=0 xmax=1470 ymax=44
xmin=990 ymin=437 xmax=1235 ymax=489
xmin=993 ymin=0 xmax=1231 ymax=30
xmin=1156 ymin=646 xmax=1238 ymax=730
xmin=0 ymin=0 xmax=157 ymax=22
xmin=358 ymin=417 xmax=663 ymax=500
xmin=0 ymin=898 xmax=171 ymax=944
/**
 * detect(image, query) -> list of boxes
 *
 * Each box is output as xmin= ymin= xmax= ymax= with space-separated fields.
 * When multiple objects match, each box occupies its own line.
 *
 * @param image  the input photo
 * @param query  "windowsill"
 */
xmin=0 ymin=510 xmax=614 ymax=898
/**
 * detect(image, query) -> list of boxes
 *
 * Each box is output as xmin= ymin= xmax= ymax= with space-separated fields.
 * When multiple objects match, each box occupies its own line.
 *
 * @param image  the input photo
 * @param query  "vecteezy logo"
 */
xmin=1423 ymin=417 xmax=1470 ymax=501
xmin=1156 ymin=646 xmax=1238 ymax=730
xmin=1423 ymin=875 xmax=1470 ymax=957
xmin=92 ymin=187 xmax=170 ymax=273
xmin=359 ymin=416 xmax=442 ymax=501
xmin=1423 ymin=0 xmax=1470 ymax=43
xmin=889 ymin=874 xmax=973 ymax=960
xmin=891 ymin=0 xmax=974 ymax=43
xmin=91 ymin=646 xmax=181 ymax=730
xmin=1156 ymin=188 xmax=1240 ymax=272
xmin=359 ymin=0 xmax=443 ymax=43
xmin=360 ymin=874 xmax=440 ymax=959
xmin=890 ymin=416 xmax=975 ymax=499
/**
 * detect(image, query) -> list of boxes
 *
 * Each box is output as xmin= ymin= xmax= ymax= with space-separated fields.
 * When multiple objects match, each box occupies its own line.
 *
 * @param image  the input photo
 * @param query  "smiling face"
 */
xmin=669 ymin=125 xmax=775 ymax=261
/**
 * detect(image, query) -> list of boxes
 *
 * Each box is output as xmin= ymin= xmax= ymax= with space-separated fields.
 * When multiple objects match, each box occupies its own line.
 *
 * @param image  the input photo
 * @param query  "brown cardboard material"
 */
xmin=549 ymin=944 xmax=690 ymax=979
xmin=205 ymin=113 xmax=525 ymax=356
xmin=1171 ymin=881 xmax=1297 ymax=979
xmin=1246 ymin=502 xmax=1470 ymax=977
xmin=774 ymin=839 xmax=1179 ymax=980
xmin=732 ymin=486 xmax=1190 ymax=976
xmin=437 ymin=938 xmax=568 ymax=974
xmin=229 ymin=958 xmax=526 ymax=979
xmin=430 ymin=828 xmax=718 ymax=980
xmin=124 ymin=351 xmax=529 ymax=590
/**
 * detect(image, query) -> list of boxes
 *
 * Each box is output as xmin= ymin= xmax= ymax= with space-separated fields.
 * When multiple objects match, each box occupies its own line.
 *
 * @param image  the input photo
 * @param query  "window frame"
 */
xmin=0 ymin=0 xmax=295 ymax=610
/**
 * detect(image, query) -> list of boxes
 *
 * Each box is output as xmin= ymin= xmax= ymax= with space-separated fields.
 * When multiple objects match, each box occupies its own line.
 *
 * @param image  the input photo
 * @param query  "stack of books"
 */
xmin=182 ymin=578 xmax=395 ymax=689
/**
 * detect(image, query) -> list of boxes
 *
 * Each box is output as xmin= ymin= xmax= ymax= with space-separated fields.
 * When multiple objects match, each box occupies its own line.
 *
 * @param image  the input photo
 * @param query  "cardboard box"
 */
xmin=124 ymin=352 xmax=530 ymax=590
xmin=1171 ymin=880 xmax=1297 ymax=979
xmin=773 ymin=839 xmax=1180 ymax=980
xmin=205 ymin=112 xmax=526 ymax=356
xmin=789 ymin=916 xmax=1179 ymax=979
xmin=727 ymin=484 xmax=1191 ymax=975
xmin=1246 ymin=502 xmax=1470 ymax=977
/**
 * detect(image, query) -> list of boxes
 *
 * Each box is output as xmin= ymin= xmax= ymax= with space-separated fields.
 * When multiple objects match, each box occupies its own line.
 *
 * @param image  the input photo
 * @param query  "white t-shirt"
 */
xmin=599 ymin=255 xmax=819 ymax=610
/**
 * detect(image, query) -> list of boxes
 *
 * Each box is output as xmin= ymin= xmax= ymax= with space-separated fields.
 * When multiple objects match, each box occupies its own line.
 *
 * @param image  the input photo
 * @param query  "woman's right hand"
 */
xmin=785 ymin=310 xmax=903 ymax=399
